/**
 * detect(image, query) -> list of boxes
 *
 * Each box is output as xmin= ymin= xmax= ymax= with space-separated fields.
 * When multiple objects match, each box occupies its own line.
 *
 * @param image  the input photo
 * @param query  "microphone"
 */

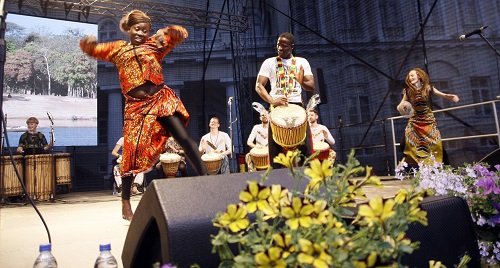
xmin=459 ymin=26 xmax=488 ymax=41
xmin=227 ymin=96 xmax=233 ymax=105
xmin=47 ymin=112 xmax=54 ymax=125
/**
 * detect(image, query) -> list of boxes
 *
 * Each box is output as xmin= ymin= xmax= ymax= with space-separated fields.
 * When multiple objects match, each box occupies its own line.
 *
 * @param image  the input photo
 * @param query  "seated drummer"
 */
xmin=155 ymin=137 xmax=188 ymax=177
xmin=245 ymin=108 xmax=269 ymax=172
xmin=255 ymin=32 xmax=314 ymax=168
xmin=199 ymin=116 xmax=232 ymax=174
xmin=307 ymin=109 xmax=335 ymax=147
xmin=16 ymin=117 xmax=52 ymax=155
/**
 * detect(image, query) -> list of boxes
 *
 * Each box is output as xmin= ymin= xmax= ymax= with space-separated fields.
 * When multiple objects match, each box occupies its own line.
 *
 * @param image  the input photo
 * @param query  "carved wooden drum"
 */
xmin=54 ymin=153 xmax=71 ymax=185
xmin=24 ymin=154 xmax=54 ymax=201
xmin=249 ymin=146 xmax=269 ymax=170
xmin=160 ymin=153 xmax=181 ymax=178
xmin=269 ymin=104 xmax=307 ymax=148
xmin=1 ymin=155 xmax=24 ymax=196
xmin=201 ymin=152 xmax=223 ymax=175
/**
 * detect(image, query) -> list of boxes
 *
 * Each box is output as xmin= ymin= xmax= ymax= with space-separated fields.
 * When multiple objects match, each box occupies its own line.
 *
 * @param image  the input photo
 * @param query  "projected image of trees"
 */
xmin=3 ymin=16 xmax=98 ymax=146
xmin=5 ymin=24 xmax=96 ymax=98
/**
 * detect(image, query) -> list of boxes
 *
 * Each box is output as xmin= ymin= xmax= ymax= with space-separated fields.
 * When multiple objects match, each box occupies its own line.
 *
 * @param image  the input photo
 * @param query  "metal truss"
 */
xmin=6 ymin=0 xmax=248 ymax=32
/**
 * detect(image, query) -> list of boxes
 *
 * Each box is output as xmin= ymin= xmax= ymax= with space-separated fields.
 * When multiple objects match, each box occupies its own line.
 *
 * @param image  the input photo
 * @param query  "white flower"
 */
xmin=465 ymin=167 xmax=476 ymax=178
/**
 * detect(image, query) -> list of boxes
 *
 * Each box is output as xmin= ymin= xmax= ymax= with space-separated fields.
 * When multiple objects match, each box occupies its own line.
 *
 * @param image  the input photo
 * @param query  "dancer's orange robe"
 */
xmin=80 ymin=27 xmax=189 ymax=175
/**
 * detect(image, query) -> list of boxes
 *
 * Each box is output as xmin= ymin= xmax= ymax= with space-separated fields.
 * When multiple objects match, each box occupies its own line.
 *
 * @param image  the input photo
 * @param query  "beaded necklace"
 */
xmin=276 ymin=56 xmax=296 ymax=97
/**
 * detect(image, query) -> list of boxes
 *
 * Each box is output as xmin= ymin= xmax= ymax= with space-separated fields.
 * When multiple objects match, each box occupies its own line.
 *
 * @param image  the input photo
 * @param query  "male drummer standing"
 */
xmin=16 ymin=117 xmax=52 ymax=154
xmin=255 ymin=32 xmax=314 ymax=168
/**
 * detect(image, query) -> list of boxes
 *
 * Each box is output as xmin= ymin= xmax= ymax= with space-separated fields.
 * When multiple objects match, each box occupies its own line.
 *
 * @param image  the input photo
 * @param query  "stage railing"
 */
xmin=387 ymin=99 xmax=500 ymax=171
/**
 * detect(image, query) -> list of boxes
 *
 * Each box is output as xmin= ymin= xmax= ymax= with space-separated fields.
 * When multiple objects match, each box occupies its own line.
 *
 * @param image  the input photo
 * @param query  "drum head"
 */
xmin=250 ymin=146 xmax=268 ymax=156
xmin=270 ymin=104 xmax=306 ymax=128
xmin=160 ymin=153 xmax=182 ymax=163
xmin=313 ymin=141 xmax=330 ymax=151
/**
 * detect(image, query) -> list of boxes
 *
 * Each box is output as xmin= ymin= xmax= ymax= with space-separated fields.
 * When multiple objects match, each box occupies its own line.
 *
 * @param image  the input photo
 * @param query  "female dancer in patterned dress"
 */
xmin=397 ymin=68 xmax=459 ymax=167
xmin=80 ymin=10 xmax=207 ymax=220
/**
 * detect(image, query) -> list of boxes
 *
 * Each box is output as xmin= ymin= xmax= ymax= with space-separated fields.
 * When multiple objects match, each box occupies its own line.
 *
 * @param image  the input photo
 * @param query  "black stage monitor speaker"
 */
xmin=401 ymin=196 xmax=481 ymax=268
xmin=121 ymin=169 xmax=305 ymax=268
xmin=122 ymin=172 xmax=481 ymax=268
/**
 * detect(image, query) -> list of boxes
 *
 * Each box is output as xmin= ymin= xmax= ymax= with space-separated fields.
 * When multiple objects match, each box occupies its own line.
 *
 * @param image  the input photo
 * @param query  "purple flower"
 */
xmin=161 ymin=264 xmax=177 ymax=268
xmin=489 ymin=202 xmax=500 ymax=225
xmin=476 ymin=177 xmax=500 ymax=195
xmin=489 ymin=214 xmax=500 ymax=225
xmin=475 ymin=164 xmax=491 ymax=177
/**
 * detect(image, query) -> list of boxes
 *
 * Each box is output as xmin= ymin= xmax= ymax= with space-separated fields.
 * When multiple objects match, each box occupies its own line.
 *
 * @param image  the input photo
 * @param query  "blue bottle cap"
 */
xmin=39 ymin=243 xmax=51 ymax=252
xmin=99 ymin=243 xmax=111 ymax=251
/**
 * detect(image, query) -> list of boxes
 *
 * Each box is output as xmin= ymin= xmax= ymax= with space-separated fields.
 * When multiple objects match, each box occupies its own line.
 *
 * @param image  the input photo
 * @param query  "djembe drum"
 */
xmin=313 ymin=141 xmax=330 ymax=161
xmin=313 ymin=141 xmax=336 ymax=164
xmin=54 ymin=153 xmax=71 ymax=186
xmin=249 ymin=146 xmax=269 ymax=170
xmin=24 ymin=154 xmax=54 ymax=201
xmin=159 ymin=153 xmax=181 ymax=178
xmin=201 ymin=152 xmax=223 ymax=175
xmin=1 ymin=155 xmax=24 ymax=196
xmin=269 ymin=104 xmax=307 ymax=148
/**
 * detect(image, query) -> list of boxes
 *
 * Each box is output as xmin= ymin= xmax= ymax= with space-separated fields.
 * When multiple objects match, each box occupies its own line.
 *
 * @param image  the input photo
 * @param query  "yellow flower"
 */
xmin=310 ymin=199 xmax=331 ymax=225
xmin=352 ymin=251 xmax=379 ymax=268
xmin=281 ymin=197 xmax=314 ymax=229
xmin=367 ymin=251 xmax=378 ymax=267
xmin=357 ymin=197 xmax=396 ymax=226
xmin=429 ymin=260 xmax=444 ymax=268
xmin=255 ymin=247 xmax=287 ymax=268
xmin=394 ymin=189 xmax=408 ymax=204
xmin=273 ymin=150 xmax=299 ymax=168
xmin=324 ymin=213 xmax=347 ymax=234
xmin=213 ymin=204 xmax=249 ymax=233
xmin=305 ymin=159 xmax=333 ymax=193
xmin=239 ymin=181 xmax=271 ymax=213
xmin=272 ymin=233 xmax=295 ymax=258
xmin=297 ymin=239 xmax=332 ymax=268
xmin=264 ymin=184 xmax=290 ymax=220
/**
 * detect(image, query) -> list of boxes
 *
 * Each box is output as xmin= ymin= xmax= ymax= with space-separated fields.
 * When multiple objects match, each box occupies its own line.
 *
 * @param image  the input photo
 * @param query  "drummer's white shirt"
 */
xmin=310 ymin=124 xmax=335 ymax=145
xmin=257 ymin=56 xmax=313 ymax=103
xmin=247 ymin=124 xmax=268 ymax=147
xmin=200 ymin=131 xmax=232 ymax=154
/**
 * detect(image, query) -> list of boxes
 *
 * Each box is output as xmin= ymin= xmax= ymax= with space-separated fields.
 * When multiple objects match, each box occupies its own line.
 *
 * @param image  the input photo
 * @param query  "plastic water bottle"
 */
xmin=33 ymin=243 xmax=57 ymax=268
xmin=94 ymin=243 xmax=118 ymax=268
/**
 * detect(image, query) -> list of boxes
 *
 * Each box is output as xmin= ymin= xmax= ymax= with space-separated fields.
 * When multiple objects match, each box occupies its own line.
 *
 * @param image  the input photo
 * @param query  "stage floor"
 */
xmin=0 ymin=176 xmax=409 ymax=268
xmin=0 ymin=191 xmax=141 ymax=268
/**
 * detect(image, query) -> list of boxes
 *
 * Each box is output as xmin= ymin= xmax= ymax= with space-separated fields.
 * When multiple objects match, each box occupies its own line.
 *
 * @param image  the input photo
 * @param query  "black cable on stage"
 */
xmin=1 ymin=112 xmax=52 ymax=244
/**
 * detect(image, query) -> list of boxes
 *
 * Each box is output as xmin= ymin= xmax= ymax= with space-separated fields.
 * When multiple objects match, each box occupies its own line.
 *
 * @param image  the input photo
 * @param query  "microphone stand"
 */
xmin=227 ymin=97 xmax=237 ymax=172
xmin=336 ymin=116 xmax=343 ymax=164
xmin=478 ymin=33 xmax=500 ymax=57
xmin=0 ymin=113 xmax=5 ymax=155
xmin=48 ymin=114 xmax=56 ymax=202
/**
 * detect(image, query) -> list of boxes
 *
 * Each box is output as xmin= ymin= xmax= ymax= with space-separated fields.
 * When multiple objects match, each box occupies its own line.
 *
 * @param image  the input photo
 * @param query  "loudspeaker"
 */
xmin=121 ymin=169 xmax=306 ymax=268
xmin=478 ymin=148 xmax=500 ymax=166
xmin=401 ymin=196 xmax=481 ymax=268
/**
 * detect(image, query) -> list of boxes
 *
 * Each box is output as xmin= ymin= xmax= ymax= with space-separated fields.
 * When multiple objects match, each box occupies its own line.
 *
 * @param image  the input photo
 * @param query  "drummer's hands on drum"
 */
xmin=271 ymin=96 xmax=288 ymax=107
xmin=16 ymin=146 xmax=24 ymax=154
xmin=200 ymin=139 xmax=208 ymax=153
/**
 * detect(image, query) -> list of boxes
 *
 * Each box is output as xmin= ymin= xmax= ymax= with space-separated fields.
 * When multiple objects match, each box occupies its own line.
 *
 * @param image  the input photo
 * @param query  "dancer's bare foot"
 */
xmin=122 ymin=200 xmax=133 ymax=221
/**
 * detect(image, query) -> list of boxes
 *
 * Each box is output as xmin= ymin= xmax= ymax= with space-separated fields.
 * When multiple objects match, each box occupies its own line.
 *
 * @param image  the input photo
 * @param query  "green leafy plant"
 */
xmin=211 ymin=150 xmax=430 ymax=268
